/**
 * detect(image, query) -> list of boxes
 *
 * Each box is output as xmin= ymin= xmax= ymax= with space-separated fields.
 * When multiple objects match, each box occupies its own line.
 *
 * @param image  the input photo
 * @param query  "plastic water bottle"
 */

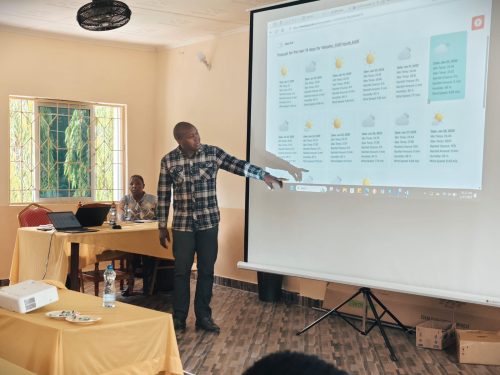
xmin=125 ymin=206 xmax=131 ymax=221
xmin=109 ymin=202 xmax=117 ymax=226
xmin=103 ymin=265 xmax=116 ymax=308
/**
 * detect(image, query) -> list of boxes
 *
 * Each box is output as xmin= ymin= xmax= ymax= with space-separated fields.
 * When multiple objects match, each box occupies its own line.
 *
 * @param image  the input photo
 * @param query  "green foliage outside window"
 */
xmin=94 ymin=106 xmax=116 ymax=201
xmin=39 ymin=106 xmax=92 ymax=199
xmin=9 ymin=98 xmax=123 ymax=203
xmin=9 ymin=99 xmax=35 ymax=203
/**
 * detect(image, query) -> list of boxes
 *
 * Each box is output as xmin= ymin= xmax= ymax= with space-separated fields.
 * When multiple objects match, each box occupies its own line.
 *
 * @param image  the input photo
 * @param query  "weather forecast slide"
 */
xmin=265 ymin=0 xmax=491 ymax=190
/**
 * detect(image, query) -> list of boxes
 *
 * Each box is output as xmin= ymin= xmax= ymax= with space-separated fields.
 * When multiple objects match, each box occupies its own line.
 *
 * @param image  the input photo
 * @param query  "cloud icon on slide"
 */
xmin=434 ymin=43 xmax=449 ymax=55
xmin=305 ymin=61 xmax=317 ymax=73
xmin=279 ymin=120 xmax=289 ymax=131
xmin=398 ymin=47 xmax=411 ymax=60
xmin=362 ymin=115 xmax=375 ymax=127
xmin=332 ymin=176 xmax=342 ymax=184
xmin=395 ymin=113 xmax=410 ymax=126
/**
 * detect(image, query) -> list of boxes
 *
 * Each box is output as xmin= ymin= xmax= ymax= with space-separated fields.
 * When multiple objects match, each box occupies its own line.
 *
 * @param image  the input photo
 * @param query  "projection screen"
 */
xmin=239 ymin=0 xmax=500 ymax=306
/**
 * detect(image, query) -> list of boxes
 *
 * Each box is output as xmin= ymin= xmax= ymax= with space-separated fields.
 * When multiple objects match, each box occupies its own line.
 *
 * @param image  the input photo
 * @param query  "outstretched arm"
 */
xmin=262 ymin=150 xmax=309 ymax=182
xmin=216 ymin=147 xmax=284 ymax=189
xmin=263 ymin=173 xmax=284 ymax=190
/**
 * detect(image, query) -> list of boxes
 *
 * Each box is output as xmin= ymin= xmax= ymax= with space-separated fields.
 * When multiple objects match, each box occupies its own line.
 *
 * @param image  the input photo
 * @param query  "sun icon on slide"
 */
xmin=335 ymin=58 xmax=343 ymax=69
xmin=366 ymin=52 xmax=376 ymax=65
xmin=280 ymin=65 xmax=288 ymax=76
xmin=362 ymin=178 xmax=371 ymax=186
xmin=305 ymin=120 xmax=313 ymax=130
xmin=432 ymin=112 xmax=444 ymax=126
xmin=333 ymin=118 xmax=342 ymax=129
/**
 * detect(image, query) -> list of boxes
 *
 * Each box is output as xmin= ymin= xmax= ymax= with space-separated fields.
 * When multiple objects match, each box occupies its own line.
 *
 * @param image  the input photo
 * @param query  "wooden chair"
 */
xmin=78 ymin=202 xmax=135 ymax=296
xmin=148 ymin=258 xmax=175 ymax=295
xmin=80 ymin=250 xmax=135 ymax=296
xmin=17 ymin=203 xmax=52 ymax=227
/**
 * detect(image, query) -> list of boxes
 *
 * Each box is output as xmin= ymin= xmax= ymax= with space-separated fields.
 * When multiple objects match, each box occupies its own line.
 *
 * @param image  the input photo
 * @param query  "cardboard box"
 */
xmin=323 ymin=282 xmax=500 ymax=330
xmin=416 ymin=320 xmax=455 ymax=350
xmin=457 ymin=330 xmax=500 ymax=365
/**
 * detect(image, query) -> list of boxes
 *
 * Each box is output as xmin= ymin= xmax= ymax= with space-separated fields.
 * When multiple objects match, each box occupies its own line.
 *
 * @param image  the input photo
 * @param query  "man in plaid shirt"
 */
xmin=158 ymin=122 xmax=283 ymax=333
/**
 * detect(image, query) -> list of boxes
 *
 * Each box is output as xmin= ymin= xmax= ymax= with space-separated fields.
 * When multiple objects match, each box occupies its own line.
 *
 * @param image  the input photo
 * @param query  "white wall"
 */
xmin=0 ymin=29 xmax=158 ymax=278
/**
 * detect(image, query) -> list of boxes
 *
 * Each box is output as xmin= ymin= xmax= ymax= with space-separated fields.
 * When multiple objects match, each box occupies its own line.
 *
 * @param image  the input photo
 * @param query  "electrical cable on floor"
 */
xmin=42 ymin=230 xmax=56 ymax=279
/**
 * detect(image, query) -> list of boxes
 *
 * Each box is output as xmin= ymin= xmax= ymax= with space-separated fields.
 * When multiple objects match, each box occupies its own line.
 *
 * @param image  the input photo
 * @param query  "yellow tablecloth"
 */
xmin=0 ymin=357 xmax=36 ymax=375
xmin=0 ymin=288 xmax=183 ymax=375
xmin=10 ymin=222 xmax=173 ymax=285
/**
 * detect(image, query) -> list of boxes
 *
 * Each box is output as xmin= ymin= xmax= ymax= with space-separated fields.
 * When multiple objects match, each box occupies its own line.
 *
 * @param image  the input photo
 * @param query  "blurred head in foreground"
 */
xmin=242 ymin=351 xmax=350 ymax=375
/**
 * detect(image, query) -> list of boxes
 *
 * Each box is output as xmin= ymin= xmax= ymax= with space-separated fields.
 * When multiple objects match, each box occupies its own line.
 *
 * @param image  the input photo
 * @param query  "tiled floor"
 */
xmin=86 ymin=279 xmax=500 ymax=375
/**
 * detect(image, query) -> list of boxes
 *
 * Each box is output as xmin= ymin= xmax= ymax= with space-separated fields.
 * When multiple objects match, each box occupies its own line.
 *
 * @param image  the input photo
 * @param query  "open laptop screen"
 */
xmin=75 ymin=206 xmax=110 ymax=227
xmin=47 ymin=211 xmax=83 ymax=230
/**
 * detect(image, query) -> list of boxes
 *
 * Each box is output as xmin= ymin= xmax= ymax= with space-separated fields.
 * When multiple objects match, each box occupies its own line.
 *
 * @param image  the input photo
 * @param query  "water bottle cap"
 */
xmin=107 ymin=265 xmax=113 ymax=270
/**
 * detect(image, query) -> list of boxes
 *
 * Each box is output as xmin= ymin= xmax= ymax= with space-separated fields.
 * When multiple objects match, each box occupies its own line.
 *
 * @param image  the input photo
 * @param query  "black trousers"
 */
xmin=172 ymin=225 xmax=218 ymax=321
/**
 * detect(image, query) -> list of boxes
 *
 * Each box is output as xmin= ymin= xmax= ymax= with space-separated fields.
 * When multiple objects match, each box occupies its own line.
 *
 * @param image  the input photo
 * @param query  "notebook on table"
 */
xmin=47 ymin=211 xmax=99 ymax=233
xmin=75 ymin=206 xmax=110 ymax=227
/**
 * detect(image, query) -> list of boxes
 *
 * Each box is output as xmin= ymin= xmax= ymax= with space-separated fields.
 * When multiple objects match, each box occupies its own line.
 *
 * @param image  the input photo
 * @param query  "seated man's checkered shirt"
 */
xmin=119 ymin=193 xmax=157 ymax=221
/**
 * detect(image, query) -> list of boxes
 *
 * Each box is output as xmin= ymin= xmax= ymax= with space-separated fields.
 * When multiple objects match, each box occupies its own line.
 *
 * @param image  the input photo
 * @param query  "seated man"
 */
xmin=119 ymin=175 xmax=157 ymax=221
xmin=119 ymin=175 xmax=158 ymax=295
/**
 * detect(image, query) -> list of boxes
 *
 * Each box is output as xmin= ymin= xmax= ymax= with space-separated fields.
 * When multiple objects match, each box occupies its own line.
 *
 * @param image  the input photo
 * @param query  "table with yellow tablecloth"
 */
xmin=10 ymin=222 xmax=173 ymax=290
xmin=0 ymin=287 xmax=183 ymax=375
xmin=0 ymin=357 xmax=36 ymax=375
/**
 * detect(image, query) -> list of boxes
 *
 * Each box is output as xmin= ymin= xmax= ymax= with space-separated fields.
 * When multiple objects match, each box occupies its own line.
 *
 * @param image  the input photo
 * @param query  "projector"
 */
xmin=0 ymin=280 xmax=58 ymax=313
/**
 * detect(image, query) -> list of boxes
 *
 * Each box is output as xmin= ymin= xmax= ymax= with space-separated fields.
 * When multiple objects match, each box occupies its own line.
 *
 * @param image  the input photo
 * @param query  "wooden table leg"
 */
xmin=70 ymin=242 xmax=80 ymax=291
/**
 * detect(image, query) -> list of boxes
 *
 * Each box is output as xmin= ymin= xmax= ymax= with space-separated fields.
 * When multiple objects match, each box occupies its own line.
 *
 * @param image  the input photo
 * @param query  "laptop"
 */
xmin=47 ymin=211 xmax=99 ymax=233
xmin=75 ymin=205 xmax=110 ymax=227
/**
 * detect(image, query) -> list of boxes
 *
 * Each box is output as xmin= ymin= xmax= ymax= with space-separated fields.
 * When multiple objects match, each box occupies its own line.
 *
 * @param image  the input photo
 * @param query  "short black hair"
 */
xmin=242 ymin=351 xmax=349 ymax=375
xmin=173 ymin=121 xmax=195 ymax=141
xmin=129 ymin=175 xmax=144 ymax=184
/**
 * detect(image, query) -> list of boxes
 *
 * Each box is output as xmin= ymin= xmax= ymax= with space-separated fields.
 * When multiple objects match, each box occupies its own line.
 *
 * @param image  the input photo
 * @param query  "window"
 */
xmin=9 ymin=97 xmax=125 ymax=203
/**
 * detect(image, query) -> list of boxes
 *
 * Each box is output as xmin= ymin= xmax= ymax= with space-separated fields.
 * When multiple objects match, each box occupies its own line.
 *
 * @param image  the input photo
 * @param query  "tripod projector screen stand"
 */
xmin=297 ymin=287 xmax=412 ymax=361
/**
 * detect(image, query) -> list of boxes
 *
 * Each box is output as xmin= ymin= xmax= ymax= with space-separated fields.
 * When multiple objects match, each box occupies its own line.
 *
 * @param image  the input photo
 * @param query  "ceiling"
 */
xmin=0 ymin=0 xmax=288 ymax=49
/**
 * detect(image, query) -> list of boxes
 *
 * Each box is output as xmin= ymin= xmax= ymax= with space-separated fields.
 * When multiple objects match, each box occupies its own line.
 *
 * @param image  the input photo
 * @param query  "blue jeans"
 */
xmin=172 ymin=225 xmax=218 ymax=321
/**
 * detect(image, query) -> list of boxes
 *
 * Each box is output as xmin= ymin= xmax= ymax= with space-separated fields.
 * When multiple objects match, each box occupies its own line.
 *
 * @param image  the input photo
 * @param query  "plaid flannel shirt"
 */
xmin=157 ymin=144 xmax=266 ymax=231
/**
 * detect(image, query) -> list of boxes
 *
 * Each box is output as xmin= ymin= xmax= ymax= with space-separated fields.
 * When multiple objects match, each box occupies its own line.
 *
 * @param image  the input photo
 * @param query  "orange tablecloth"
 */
xmin=10 ymin=222 xmax=173 ymax=285
xmin=0 ymin=287 xmax=183 ymax=375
